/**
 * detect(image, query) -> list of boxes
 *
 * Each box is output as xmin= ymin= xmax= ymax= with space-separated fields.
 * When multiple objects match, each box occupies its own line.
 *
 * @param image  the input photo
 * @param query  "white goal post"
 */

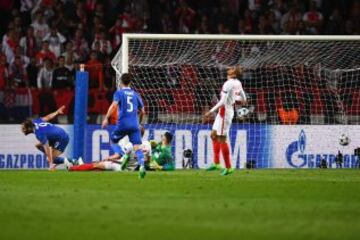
xmin=111 ymin=34 xmax=360 ymax=169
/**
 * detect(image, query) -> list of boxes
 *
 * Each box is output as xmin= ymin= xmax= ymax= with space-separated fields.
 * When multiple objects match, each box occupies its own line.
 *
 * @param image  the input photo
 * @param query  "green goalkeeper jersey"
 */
xmin=152 ymin=143 xmax=174 ymax=170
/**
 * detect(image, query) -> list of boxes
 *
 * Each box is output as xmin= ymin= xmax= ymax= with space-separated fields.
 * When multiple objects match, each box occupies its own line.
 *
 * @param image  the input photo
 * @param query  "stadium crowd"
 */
xmin=0 ymin=0 xmax=359 ymax=123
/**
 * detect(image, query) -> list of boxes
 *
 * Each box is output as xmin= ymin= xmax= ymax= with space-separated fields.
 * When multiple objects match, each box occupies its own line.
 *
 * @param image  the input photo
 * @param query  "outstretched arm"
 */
xmin=102 ymin=101 xmax=118 ymax=128
xmin=41 ymin=105 xmax=65 ymax=122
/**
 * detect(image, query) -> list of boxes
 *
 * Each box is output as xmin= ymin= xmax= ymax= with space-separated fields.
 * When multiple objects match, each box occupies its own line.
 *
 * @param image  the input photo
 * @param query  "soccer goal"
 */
xmin=112 ymin=34 xmax=360 ymax=169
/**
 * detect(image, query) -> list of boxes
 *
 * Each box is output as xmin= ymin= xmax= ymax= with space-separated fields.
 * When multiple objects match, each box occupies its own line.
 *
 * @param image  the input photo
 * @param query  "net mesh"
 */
xmin=112 ymin=38 xmax=360 ymax=125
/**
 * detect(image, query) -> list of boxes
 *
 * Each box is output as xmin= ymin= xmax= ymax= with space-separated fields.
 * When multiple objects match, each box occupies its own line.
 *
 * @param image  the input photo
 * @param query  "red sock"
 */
xmin=69 ymin=163 xmax=96 ymax=171
xmin=220 ymin=143 xmax=231 ymax=169
xmin=212 ymin=139 xmax=221 ymax=165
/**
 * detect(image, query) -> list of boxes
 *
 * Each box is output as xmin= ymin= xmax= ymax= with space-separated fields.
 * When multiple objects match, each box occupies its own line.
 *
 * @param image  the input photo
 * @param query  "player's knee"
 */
xmin=218 ymin=136 xmax=227 ymax=143
xmin=210 ymin=131 xmax=217 ymax=140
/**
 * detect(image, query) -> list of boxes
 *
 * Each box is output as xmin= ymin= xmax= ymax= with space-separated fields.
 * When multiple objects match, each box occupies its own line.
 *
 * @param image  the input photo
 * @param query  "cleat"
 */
xmin=120 ymin=154 xmax=130 ymax=171
xmin=64 ymin=158 xmax=73 ymax=169
xmin=139 ymin=165 xmax=146 ymax=179
xmin=220 ymin=168 xmax=234 ymax=176
xmin=206 ymin=163 xmax=221 ymax=171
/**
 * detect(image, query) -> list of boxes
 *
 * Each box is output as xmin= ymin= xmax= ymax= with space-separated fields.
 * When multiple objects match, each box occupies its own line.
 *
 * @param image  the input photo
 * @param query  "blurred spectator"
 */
xmin=243 ymin=9 xmax=254 ymax=34
xmin=109 ymin=18 xmax=125 ymax=49
xmin=2 ymin=28 xmax=19 ymax=63
xmin=0 ymin=55 xmax=9 ymax=90
xmin=91 ymin=31 xmax=112 ymax=56
xmin=119 ymin=4 xmax=136 ymax=32
xmin=19 ymin=26 xmax=38 ymax=59
xmin=103 ymin=57 xmax=115 ymax=90
xmin=43 ymin=26 xmax=66 ymax=57
xmin=257 ymin=15 xmax=275 ymax=34
xmin=281 ymin=4 xmax=302 ymax=33
xmin=175 ymin=0 xmax=196 ymax=33
xmin=11 ymin=46 xmax=30 ymax=68
xmin=64 ymin=54 xmax=75 ymax=74
xmin=325 ymin=9 xmax=344 ymax=35
xmin=35 ymin=40 xmax=56 ymax=66
xmin=86 ymin=51 xmax=103 ymax=89
xmin=195 ymin=15 xmax=210 ymax=34
xmin=31 ymin=11 xmax=50 ymax=46
xmin=37 ymin=58 xmax=53 ymax=88
xmin=93 ymin=41 xmax=106 ymax=63
xmin=267 ymin=11 xmax=281 ymax=34
xmin=71 ymin=29 xmax=89 ymax=62
xmin=9 ymin=55 xmax=28 ymax=88
xmin=237 ymin=19 xmax=250 ymax=34
xmin=295 ymin=21 xmax=311 ymax=35
xmin=349 ymin=0 xmax=360 ymax=34
xmin=302 ymin=1 xmax=323 ymax=34
xmin=62 ymin=42 xmax=80 ymax=64
xmin=26 ymin=57 xmax=38 ymax=88
xmin=161 ymin=14 xmax=175 ymax=33
xmin=52 ymin=56 xmax=72 ymax=89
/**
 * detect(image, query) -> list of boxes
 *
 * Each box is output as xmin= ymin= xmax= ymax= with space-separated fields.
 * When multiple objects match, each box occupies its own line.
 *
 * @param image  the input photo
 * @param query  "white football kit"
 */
xmin=211 ymin=78 xmax=246 ymax=136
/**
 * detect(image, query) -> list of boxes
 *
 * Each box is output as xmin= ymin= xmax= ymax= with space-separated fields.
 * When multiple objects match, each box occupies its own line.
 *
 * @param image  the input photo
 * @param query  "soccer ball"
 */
xmin=339 ymin=134 xmax=350 ymax=146
xmin=236 ymin=107 xmax=250 ymax=118
xmin=122 ymin=142 xmax=134 ymax=154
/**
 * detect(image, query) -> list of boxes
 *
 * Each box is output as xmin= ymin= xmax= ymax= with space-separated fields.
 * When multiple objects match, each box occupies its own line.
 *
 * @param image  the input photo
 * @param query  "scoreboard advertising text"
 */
xmin=0 ymin=124 xmax=359 ymax=169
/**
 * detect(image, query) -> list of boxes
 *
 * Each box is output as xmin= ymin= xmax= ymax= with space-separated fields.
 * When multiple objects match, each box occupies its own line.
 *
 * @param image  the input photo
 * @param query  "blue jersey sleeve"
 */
xmin=137 ymin=93 xmax=144 ymax=109
xmin=113 ymin=91 xmax=121 ymax=103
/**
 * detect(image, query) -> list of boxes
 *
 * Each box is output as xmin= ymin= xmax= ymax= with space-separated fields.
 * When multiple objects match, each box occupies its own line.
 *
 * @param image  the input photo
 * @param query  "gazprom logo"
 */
xmin=286 ymin=130 xmax=307 ymax=168
xmin=298 ymin=130 xmax=306 ymax=153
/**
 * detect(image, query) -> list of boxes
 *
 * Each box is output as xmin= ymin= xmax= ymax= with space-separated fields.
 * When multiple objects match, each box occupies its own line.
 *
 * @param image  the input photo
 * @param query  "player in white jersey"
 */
xmin=204 ymin=66 xmax=247 ymax=175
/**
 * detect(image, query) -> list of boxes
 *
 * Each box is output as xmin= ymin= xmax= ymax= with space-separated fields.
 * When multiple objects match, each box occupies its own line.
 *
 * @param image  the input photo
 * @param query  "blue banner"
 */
xmin=85 ymin=124 xmax=270 ymax=169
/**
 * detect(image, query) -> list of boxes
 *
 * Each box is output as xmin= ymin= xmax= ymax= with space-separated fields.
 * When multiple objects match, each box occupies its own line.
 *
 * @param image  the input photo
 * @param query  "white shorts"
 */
xmin=212 ymin=108 xmax=234 ymax=136
xmin=103 ymin=161 xmax=122 ymax=171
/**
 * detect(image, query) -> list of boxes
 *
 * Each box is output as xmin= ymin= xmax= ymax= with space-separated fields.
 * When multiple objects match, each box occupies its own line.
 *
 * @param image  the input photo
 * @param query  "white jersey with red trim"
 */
xmin=221 ymin=78 xmax=246 ymax=109
xmin=211 ymin=78 xmax=246 ymax=136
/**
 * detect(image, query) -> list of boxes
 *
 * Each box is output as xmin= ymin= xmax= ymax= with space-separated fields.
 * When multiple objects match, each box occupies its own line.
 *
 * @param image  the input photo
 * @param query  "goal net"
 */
xmin=112 ymin=34 xmax=360 ymax=169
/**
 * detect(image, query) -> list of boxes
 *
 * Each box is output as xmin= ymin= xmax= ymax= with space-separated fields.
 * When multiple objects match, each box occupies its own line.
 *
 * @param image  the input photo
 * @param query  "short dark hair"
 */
xmin=164 ymin=132 xmax=173 ymax=143
xmin=22 ymin=118 xmax=35 ymax=129
xmin=121 ymin=73 xmax=132 ymax=86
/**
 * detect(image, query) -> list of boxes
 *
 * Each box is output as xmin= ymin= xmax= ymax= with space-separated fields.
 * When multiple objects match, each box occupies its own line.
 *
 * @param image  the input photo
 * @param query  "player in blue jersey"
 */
xmin=101 ymin=73 xmax=147 ymax=179
xmin=21 ymin=105 xmax=69 ymax=171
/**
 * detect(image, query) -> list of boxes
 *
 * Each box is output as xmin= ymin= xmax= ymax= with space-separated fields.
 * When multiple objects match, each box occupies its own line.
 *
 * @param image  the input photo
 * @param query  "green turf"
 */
xmin=0 ymin=170 xmax=359 ymax=240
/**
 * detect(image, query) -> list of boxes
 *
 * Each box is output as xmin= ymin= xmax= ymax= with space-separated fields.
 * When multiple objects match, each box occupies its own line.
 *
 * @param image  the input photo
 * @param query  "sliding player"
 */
xmin=21 ymin=106 xmax=69 ymax=171
xmin=204 ymin=66 xmax=247 ymax=175
xmin=101 ymin=73 xmax=147 ymax=179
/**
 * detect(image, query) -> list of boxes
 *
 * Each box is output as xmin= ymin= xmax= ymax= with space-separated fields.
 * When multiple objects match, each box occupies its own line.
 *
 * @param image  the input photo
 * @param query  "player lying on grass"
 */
xmin=68 ymin=130 xmax=174 ymax=172
xmin=101 ymin=73 xmax=147 ymax=179
xmin=204 ymin=66 xmax=247 ymax=176
xmin=68 ymin=126 xmax=151 ymax=171
xmin=21 ymin=105 xmax=70 ymax=171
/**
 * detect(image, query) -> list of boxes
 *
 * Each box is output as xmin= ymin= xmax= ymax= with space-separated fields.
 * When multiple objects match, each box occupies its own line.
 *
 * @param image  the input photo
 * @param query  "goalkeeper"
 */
xmin=149 ymin=132 xmax=174 ymax=171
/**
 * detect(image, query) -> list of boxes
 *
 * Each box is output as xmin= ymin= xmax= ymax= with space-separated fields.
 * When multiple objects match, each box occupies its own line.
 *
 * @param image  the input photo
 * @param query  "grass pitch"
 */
xmin=0 ymin=170 xmax=359 ymax=240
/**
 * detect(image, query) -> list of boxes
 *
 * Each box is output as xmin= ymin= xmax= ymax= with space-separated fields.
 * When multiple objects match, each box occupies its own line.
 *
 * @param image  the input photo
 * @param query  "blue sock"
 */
xmin=111 ymin=143 xmax=125 ymax=155
xmin=135 ymin=149 xmax=145 ymax=167
xmin=53 ymin=157 xmax=64 ymax=164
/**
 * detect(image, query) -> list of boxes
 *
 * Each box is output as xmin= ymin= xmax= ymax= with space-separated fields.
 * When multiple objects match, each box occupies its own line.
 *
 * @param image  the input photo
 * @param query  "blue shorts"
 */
xmin=111 ymin=126 xmax=142 ymax=145
xmin=49 ymin=134 xmax=69 ymax=152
